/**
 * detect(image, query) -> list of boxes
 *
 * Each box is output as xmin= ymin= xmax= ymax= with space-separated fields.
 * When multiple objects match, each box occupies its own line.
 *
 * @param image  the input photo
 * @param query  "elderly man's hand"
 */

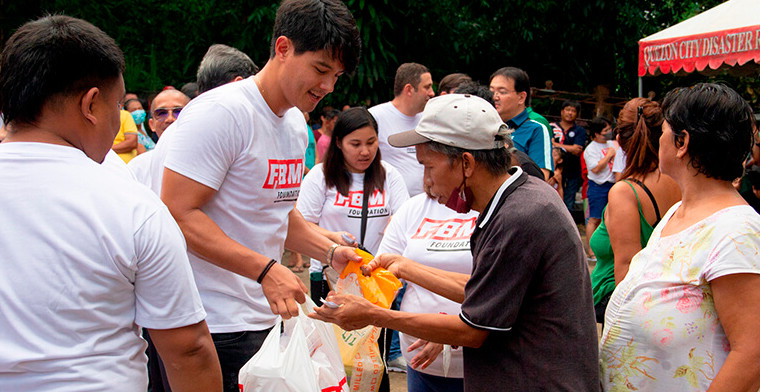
xmin=361 ymin=253 xmax=411 ymax=279
xmin=308 ymin=292 xmax=377 ymax=331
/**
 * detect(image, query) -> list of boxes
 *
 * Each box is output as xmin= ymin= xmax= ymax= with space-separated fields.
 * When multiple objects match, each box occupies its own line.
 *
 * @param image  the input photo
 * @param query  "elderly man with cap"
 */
xmin=311 ymin=94 xmax=599 ymax=391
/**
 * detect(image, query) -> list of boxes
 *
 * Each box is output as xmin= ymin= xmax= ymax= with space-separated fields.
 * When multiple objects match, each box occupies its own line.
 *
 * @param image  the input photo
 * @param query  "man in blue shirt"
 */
xmin=489 ymin=67 xmax=553 ymax=180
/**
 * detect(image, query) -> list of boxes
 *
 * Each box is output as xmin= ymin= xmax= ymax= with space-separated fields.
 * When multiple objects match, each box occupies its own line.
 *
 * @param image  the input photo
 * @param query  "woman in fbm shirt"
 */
xmin=296 ymin=107 xmax=409 ymax=304
xmin=377 ymin=190 xmax=477 ymax=392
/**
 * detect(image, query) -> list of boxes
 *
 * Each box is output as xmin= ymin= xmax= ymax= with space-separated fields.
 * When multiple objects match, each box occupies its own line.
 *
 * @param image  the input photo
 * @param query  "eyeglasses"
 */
xmin=491 ymin=89 xmax=516 ymax=97
xmin=152 ymin=107 xmax=183 ymax=121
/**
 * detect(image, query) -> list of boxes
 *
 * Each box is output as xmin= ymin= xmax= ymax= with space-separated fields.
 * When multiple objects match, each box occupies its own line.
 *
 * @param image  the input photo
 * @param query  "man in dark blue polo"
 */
xmin=489 ymin=67 xmax=553 ymax=180
xmin=551 ymin=100 xmax=587 ymax=212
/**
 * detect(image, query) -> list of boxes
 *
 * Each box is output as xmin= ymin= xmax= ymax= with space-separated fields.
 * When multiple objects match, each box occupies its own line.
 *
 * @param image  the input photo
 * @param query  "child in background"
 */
xmin=548 ymin=147 xmax=565 ymax=200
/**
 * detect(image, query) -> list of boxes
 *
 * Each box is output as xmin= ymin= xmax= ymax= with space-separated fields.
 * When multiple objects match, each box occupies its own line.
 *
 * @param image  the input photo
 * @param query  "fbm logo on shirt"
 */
xmin=412 ymin=217 xmax=476 ymax=251
xmin=412 ymin=217 xmax=476 ymax=240
xmin=263 ymin=159 xmax=303 ymax=189
xmin=334 ymin=190 xmax=385 ymax=208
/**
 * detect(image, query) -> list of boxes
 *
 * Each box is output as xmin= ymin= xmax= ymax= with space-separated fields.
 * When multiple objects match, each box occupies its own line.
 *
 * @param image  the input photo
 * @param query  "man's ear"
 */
xmin=232 ymin=75 xmax=244 ymax=82
xmin=403 ymin=83 xmax=415 ymax=97
xmin=80 ymin=87 xmax=100 ymax=125
xmin=462 ymin=152 xmax=476 ymax=177
xmin=517 ymin=91 xmax=527 ymax=106
xmin=273 ymin=36 xmax=293 ymax=61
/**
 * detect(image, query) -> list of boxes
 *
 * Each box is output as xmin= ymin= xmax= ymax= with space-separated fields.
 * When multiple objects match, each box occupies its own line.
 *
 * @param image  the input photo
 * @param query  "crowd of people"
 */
xmin=1 ymin=1 xmax=760 ymax=392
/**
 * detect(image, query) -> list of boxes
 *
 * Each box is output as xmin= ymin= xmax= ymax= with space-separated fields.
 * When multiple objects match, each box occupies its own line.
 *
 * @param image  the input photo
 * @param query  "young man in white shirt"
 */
xmin=153 ymin=1 xmax=363 ymax=390
xmin=0 ymin=15 xmax=221 ymax=392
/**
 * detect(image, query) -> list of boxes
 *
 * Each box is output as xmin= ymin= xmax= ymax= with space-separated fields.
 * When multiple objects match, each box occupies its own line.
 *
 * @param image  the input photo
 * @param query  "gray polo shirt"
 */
xmin=460 ymin=168 xmax=599 ymax=391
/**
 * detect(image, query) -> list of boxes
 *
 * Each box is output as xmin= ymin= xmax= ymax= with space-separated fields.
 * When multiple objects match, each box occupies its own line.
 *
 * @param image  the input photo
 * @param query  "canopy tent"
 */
xmin=638 ymin=0 xmax=760 ymax=77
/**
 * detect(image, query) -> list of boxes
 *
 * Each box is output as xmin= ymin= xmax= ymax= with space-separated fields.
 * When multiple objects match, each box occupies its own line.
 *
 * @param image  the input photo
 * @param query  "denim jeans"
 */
xmin=211 ymin=329 xmax=272 ymax=392
xmin=388 ymin=282 xmax=407 ymax=360
xmin=407 ymin=366 xmax=464 ymax=392
xmin=563 ymin=176 xmax=582 ymax=213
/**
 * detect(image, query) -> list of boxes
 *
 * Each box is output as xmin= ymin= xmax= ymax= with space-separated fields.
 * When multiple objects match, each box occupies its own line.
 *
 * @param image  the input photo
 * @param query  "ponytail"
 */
xmin=618 ymin=98 xmax=663 ymax=179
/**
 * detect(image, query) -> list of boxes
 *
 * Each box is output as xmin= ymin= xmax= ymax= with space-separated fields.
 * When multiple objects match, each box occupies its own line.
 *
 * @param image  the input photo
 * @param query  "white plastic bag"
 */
xmin=238 ymin=297 xmax=349 ymax=392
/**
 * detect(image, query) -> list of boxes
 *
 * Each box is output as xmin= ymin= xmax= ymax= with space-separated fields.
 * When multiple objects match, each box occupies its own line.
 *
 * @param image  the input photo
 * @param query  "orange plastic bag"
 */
xmin=327 ymin=248 xmax=402 ymax=391
xmin=338 ymin=249 xmax=401 ymax=309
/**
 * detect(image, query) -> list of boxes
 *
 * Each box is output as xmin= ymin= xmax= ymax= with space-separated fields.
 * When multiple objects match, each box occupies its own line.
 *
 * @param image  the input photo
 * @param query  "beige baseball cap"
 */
xmin=388 ymin=94 xmax=510 ymax=150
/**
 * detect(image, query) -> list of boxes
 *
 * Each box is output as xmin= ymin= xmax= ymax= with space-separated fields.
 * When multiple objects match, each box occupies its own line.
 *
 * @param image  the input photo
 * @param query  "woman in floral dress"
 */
xmin=599 ymin=83 xmax=760 ymax=391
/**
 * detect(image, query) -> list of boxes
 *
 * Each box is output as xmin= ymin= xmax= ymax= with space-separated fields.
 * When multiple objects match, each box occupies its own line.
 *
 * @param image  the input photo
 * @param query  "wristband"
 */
xmin=325 ymin=244 xmax=340 ymax=269
xmin=256 ymin=259 xmax=277 ymax=284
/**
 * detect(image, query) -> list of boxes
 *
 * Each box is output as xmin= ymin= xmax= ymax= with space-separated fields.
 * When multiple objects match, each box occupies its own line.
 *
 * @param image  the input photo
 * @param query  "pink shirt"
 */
xmin=316 ymin=134 xmax=331 ymax=161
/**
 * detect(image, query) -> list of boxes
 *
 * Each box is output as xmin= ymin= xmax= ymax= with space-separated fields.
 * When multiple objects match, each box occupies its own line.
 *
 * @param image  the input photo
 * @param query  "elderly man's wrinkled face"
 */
xmin=416 ymin=143 xmax=461 ymax=205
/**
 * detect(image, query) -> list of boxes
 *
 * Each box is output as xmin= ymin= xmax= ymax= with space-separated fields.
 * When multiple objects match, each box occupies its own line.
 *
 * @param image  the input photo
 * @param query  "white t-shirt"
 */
xmin=0 ymin=143 xmax=205 ymax=391
xmin=370 ymin=101 xmax=424 ymax=196
xmin=583 ymin=140 xmax=616 ymax=184
xmin=158 ymin=77 xmax=308 ymax=333
xmin=612 ymin=147 xmax=626 ymax=175
xmin=102 ymin=149 xmax=137 ymax=180
xmin=377 ymin=194 xmax=478 ymax=378
xmin=601 ymin=203 xmax=760 ymax=391
xmin=297 ymin=161 xmax=409 ymax=273
xmin=127 ymin=149 xmax=154 ymax=186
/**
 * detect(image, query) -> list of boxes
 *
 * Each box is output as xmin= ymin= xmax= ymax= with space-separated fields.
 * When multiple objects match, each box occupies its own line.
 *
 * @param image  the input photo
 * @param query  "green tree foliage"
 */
xmin=1 ymin=0 xmax=753 ymax=113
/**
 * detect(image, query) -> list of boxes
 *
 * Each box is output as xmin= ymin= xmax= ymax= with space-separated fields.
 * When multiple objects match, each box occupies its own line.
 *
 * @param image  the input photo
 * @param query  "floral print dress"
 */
xmin=600 ymin=202 xmax=760 ymax=391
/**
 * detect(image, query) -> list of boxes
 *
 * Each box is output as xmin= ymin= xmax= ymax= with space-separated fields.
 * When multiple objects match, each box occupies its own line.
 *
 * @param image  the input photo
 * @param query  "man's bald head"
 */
xmin=148 ymin=90 xmax=190 ymax=137
xmin=150 ymin=89 xmax=189 ymax=110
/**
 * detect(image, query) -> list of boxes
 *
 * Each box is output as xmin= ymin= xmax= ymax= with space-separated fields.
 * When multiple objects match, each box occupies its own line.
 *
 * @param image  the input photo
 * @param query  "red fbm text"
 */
xmin=262 ymin=159 xmax=303 ymax=189
xmin=334 ymin=190 xmax=385 ymax=208
xmin=411 ymin=217 xmax=477 ymax=241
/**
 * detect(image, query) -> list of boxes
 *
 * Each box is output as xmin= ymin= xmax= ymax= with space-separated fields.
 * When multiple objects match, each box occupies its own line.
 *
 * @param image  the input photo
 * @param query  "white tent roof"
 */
xmin=638 ymin=0 xmax=760 ymax=76
xmin=641 ymin=0 xmax=760 ymax=42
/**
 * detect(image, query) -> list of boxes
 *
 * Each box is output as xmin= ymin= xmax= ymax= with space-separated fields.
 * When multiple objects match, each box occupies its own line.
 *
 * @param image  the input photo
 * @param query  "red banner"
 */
xmin=638 ymin=25 xmax=760 ymax=76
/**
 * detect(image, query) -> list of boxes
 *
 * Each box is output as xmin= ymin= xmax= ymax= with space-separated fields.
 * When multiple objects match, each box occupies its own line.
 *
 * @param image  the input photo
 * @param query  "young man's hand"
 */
xmin=260 ymin=263 xmax=307 ymax=319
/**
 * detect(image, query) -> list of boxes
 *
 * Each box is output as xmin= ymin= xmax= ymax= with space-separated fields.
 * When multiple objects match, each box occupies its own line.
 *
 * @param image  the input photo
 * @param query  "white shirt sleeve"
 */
xmin=583 ymin=143 xmax=602 ymax=171
xmin=612 ymin=148 xmax=626 ymax=174
xmin=296 ymin=165 xmax=327 ymax=224
xmin=133 ymin=206 xmax=206 ymax=329
xmin=702 ymin=214 xmax=760 ymax=282
xmin=384 ymin=163 xmax=410 ymax=214
xmin=377 ymin=199 xmax=411 ymax=255
xmin=164 ymin=103 xmax=244 ymax=191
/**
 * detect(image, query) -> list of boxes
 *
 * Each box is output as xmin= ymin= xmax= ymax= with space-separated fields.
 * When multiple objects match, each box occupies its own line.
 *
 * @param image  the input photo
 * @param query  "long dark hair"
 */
xmin=323 ymin=107 xmax=385 ymax=197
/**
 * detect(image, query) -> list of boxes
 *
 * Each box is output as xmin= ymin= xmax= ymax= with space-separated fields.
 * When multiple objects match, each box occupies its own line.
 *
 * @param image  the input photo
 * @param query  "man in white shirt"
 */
xmin=153 ymin=1 xmax=363 ymax=390
xmin=0 ymin=15 xmax=221 ymax=392
xmin=370 ymin=62 xmax=435 ymax=196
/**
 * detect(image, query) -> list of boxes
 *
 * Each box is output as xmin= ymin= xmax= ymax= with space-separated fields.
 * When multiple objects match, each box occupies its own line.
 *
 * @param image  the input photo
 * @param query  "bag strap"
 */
xmin=626 ymin=178 xmax=661 ymax=225
xmin=360 ymin=182 xmax=370 ymax=245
